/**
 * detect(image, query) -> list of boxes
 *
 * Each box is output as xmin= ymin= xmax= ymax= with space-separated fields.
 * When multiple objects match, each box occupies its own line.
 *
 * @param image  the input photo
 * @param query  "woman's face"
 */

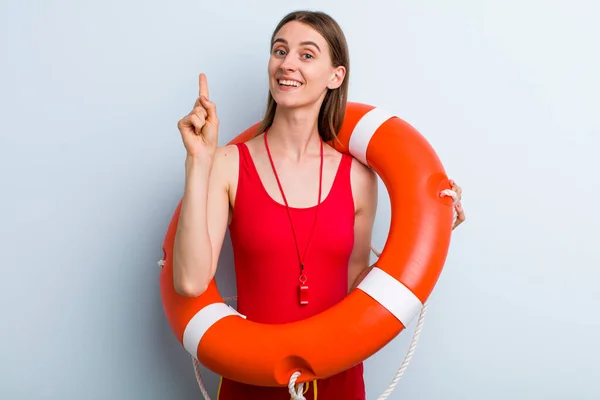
xmin=268 ymin=21 xmax=345 ymax=110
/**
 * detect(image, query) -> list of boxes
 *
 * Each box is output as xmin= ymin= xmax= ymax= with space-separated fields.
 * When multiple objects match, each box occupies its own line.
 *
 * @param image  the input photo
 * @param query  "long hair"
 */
xmin=255 ymin=11 xmax=350 ymax=143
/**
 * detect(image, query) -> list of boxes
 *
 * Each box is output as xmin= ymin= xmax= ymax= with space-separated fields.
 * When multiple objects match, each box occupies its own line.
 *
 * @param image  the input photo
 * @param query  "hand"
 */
xmin=177 ymin=73 xmax=219 ymax=158
xmin=449 ymin=179 xmax=465 ymax=230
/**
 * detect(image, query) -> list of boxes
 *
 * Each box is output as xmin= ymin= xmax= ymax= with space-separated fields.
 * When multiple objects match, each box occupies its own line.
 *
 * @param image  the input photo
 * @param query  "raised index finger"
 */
xmin=199 ymin=73 xmax=209 ymax=100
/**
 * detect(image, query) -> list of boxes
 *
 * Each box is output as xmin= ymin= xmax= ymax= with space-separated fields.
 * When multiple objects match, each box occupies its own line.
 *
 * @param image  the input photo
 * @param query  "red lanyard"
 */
xmin=264 ymin=131 xmax=323 ymax=305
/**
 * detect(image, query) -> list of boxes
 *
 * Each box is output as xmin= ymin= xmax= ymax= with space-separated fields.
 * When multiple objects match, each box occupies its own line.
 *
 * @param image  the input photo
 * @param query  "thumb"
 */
xmin=199 ymin=96 xmax=218 ymax=125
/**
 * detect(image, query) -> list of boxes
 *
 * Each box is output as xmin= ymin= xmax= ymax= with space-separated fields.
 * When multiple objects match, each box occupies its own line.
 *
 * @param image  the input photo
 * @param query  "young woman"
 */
xmin=172 ymin=10 xmax=465 ymax=400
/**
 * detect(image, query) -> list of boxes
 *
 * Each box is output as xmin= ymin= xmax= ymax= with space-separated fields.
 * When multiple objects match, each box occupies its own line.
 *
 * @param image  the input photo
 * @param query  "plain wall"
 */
xmin=1 ymin=0 xmax=598 ymax=399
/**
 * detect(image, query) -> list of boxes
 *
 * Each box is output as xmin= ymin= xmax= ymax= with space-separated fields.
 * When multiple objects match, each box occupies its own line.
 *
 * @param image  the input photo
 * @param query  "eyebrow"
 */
xmin=272 ymin=38 xmax=321 ymax=52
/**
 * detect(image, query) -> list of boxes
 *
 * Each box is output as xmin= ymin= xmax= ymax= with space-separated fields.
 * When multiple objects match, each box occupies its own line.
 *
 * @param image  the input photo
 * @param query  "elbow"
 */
xmin=172 ymin=261 xmax=210 ymax=297
xmin=172 ymin=254 xmax=211 ymax=297
xmin=174 ymin=279 xmax=208 ymax=297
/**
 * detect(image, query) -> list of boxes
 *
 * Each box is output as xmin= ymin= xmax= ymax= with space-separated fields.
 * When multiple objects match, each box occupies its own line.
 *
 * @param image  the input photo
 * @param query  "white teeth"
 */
xmin=278 ymin=79 xmax=301 ymax=87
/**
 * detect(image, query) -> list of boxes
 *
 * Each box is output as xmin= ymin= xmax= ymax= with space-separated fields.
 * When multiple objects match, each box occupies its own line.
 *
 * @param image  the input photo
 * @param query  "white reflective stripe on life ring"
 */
xmin=183 ymin=302 xmax=246 ymax=358
xmin=349 ymin=107 xmax=395 ymax=166
xmin=357 ymin=267 xmax=423 ymax=328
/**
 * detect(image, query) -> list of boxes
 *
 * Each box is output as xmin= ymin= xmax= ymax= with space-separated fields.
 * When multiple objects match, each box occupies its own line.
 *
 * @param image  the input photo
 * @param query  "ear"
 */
xmin=327 ymin=65 xmax=346 ymax=90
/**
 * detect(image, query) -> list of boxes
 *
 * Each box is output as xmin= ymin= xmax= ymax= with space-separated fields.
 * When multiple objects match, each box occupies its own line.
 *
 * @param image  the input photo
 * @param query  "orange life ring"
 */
xmin=159 ymin=101 xmax=454 ymax=387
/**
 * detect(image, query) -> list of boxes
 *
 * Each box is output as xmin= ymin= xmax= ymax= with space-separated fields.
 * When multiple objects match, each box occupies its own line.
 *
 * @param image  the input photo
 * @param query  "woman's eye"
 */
xmin=274 ymin=49 xmax=286 ymax=56
xmin=303 ymin=53 xmax=313 ymax=59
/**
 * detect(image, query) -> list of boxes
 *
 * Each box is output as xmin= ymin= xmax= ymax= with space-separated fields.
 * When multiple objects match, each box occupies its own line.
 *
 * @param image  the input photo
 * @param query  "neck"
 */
xmin=265 ymin=103 xmax=323 ymax=162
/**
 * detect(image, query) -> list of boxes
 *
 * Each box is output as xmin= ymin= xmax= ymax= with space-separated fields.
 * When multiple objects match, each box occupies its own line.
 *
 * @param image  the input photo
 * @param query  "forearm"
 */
xmin=172 ymin=155 xmax=214 ymax=296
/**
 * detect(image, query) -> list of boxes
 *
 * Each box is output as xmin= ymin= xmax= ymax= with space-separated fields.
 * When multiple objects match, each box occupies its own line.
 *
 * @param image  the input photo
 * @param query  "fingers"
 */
xmin=446 ymin=178 xmax=465 ymax=230
xmin=189 ymin=114 xmax=204 ymax=135
xmin=192 ymin=73 xmax=210 ymax=108
xmin=178 ymin=112 xmax=205 ymax=135
xmin=199 ymin=73 xmax=209 ymax=100
xmin=194 ymin=73 xmax=218 ymax=125
xmin=191 ymin=105 xmax=207 ymax=119
xmin=199 ymin=95 xmax=218 ymax=125
xmin=453 ymin=201 xmax=466 ymax=230
xmin=183 ymin=104 xmax=207 ymax=132
xmin=449 ymin=179 xmax=462 ymax=202
xmin=178 ymin=73 xmax=218 ymax=141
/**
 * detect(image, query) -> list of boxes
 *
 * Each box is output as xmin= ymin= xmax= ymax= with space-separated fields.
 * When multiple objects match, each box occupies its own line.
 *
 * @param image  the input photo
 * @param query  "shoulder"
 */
xmin=213 ymin=143 xmax=240 ymax=171
xmin=350 ymin=157 xmax=377 ymax=190
xmin=350 ymin=157 xmax=378 ymax=214
xmin=241 ymin=134 xmax=265 ymax=159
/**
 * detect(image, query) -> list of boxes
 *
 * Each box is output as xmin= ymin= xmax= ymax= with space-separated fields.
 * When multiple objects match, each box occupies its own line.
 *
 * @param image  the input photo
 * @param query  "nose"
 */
xmin=279 ymin=53 xmax=298 ymax=72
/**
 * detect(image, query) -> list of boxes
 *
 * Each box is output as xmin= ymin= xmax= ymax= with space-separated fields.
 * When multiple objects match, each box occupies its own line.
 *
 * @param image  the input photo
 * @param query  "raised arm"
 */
xmin=172 ymin=73 xmax=233 ymax=297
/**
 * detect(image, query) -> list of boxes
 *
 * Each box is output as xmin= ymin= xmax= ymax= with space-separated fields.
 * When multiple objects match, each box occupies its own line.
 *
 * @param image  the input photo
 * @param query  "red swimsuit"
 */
xmin=216 ymin=142 xmax=366 ymax=400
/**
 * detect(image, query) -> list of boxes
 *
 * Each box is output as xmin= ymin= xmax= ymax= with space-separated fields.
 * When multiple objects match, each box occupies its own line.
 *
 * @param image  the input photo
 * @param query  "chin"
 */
xmin=273 ymin=97 xmax=303 ymax=109
xmin=271 ymin=89 xmax=323 ymax=111
xmin=272 ymin=92 xmax=304 ymax=109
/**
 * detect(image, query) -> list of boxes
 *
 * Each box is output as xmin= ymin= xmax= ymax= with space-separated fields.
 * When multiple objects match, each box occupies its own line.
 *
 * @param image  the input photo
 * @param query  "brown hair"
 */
xmin=255 ymin=10 xmax=350 ymax=143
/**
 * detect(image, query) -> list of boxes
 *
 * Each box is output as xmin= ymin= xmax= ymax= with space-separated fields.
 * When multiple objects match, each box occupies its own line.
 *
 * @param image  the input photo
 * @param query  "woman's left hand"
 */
xmin=448 ymin=179 xmax=465 ymax=230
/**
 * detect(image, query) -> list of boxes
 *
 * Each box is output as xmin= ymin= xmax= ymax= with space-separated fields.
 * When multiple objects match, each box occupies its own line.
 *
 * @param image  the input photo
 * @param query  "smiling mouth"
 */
xmin=278 ymin=79 xmax=303 ymax=87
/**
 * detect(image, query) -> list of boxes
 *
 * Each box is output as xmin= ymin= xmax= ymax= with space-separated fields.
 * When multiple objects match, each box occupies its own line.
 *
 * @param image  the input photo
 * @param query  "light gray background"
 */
xmin=1 ymin=0 xmax=598 ymax=399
